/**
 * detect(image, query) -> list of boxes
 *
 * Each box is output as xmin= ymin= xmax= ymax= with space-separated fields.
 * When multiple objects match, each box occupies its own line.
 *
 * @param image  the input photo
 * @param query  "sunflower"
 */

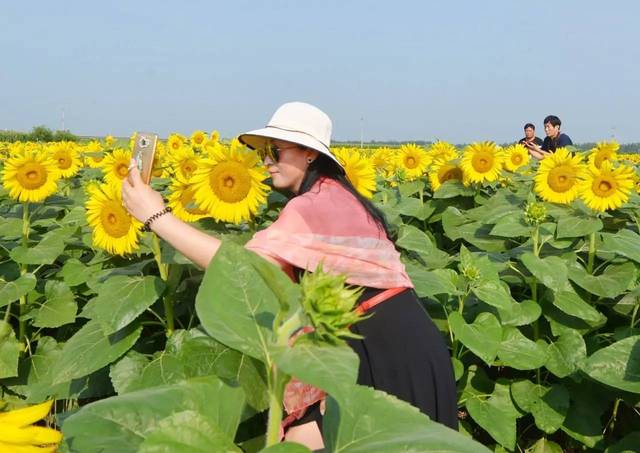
xmin=83 ymin=140 xmax=105 ymax=168
xmin=534 ymin=148 xmax=586 ymax=204
xmin=429 ymin=158 xmax=465 ymax=191
xmin=460 ymin=141 xmax=503 ymax=184
xmin=334 ymin=148 xmax=377 ymax=198
xmin=105 ymin=135 xmax=115 ymax=147
xmin=202 ymin=139 xmax=221 ymax=158
xmin=190 ymin=145 xmax=270 ymax=224
xmin=100 ymin=148 xmax=133 ymax=189
xmin=167 ymin=133 xmax=185 ymax=153
xmin=588 ymin=140 xmax=620 ymax=170
xmin=428 ymin=141 xmax=458 ymax=164
xmin=210 ymin=130 xmax=220 ymax=143
xmin=85 ymin=182 xmax=141 ymax=255
xmin=502 ymin=144 xmax=530 ymax=172
xmin=167 ymin=144 xmax=202 ymax=180
xmin=371 ymin=147 xmax=396 ymax=178
xmin=2 ymin=150 xmax=60 ymax=202
xmin=396 ymin=144 xmax=431 ymax=181
xmin=49 ymin=142 xmax=82 ymax=178
xmin=190 ymin=130 xmax=207 ymax=148
xmin=128 ymin=132 xmax=137 ymax=150
xmin=578 ymin=160 xmax=634 ymax=212
xmin=0 ymin=400 xmax=62 ymax=451
xmin=151 ymin=142 xmax=169 ymax=178
xmin=167 ymin=178 xmax=210 ymax=222
xmin=229 ymin=137 xmax=247 ymax=153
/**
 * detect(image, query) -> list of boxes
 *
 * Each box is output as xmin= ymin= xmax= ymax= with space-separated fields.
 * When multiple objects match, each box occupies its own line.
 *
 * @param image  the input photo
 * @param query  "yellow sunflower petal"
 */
xmin=0 ymin=425 xmax=62 ymax=446
xmin=334 ymin=148 xmax=377 ymax=198
xmin=0 ymin=443 xmax=58 ymax=453
xmin=0 ymin=401 xmax=53 ymax=428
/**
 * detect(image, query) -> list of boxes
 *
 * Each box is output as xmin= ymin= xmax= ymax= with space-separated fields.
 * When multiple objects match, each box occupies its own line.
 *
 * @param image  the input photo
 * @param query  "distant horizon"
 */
xmin=6 ymin=127 xmax=637 ymax=147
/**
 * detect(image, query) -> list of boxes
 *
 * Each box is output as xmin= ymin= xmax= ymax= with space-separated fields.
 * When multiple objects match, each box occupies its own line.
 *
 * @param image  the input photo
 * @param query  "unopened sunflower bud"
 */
xmin=524 ymin=201 xmax=547 ymax=225
xmin=300 ymin=266 xmax=365 ymax=344
xmin=459 ymin=264 xmax=481 ymax=282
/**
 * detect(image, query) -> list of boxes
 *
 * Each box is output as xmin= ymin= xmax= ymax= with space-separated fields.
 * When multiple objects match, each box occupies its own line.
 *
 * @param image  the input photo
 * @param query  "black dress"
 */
xmin=290 ymin=285 xmax=459 ymax=431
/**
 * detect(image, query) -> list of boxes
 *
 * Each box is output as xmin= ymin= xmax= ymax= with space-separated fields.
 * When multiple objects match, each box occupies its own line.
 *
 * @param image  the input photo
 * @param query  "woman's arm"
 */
xmin=121 ymin=161 xmax=221 ymax=269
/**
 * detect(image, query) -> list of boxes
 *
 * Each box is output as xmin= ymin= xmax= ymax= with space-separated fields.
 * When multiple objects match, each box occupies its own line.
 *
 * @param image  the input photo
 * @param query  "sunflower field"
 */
xmin=0 ymin=133 xmax=639 ymax=452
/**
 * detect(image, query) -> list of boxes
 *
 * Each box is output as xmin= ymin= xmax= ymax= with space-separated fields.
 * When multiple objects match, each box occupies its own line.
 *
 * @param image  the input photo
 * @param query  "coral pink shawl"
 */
xmin=245 ymin=177 xmax=413 ymax=289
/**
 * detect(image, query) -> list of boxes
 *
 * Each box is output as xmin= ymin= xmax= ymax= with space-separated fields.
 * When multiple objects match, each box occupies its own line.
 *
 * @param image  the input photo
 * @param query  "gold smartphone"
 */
xmin=132 ymin=132 xmax=158 ymax=184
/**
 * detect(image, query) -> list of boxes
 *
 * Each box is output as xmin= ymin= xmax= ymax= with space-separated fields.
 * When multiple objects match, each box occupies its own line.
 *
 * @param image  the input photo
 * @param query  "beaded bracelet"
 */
xmin=142 ymin=206 xmax=172 ymax=232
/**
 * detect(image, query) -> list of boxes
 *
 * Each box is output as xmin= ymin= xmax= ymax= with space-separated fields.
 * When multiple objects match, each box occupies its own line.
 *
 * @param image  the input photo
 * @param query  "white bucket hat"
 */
xmin=238 ymin=102 xmax=343 ymax=168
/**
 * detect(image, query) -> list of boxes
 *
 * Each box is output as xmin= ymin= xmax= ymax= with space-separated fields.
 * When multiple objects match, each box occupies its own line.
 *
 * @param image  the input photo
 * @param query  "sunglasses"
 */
xmin=257 ymin=143 xmax=300 ymax=162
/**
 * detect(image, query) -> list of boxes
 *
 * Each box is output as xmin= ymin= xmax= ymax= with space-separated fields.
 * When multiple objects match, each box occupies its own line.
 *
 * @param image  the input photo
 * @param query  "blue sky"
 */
xmin=1 ymin=1 xmax=639 ymax=143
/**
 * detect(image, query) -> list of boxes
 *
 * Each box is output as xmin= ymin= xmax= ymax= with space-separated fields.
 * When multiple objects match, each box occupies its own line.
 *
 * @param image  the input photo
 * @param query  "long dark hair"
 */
xmin=297 ymin=152 xmax=393 ymax=241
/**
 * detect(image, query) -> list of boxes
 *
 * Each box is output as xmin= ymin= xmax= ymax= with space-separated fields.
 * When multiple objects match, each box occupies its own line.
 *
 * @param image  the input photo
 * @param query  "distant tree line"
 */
xmin=0 ymin=126 xmax=79 ymax=143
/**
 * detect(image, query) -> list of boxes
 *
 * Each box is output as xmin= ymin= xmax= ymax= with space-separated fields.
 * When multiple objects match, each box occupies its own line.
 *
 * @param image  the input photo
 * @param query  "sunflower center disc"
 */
xmin=512 ymin=155 xmax=522 ymax=165
xmin=472 ymin=153 xmax=493 ymax=173
xmin=406 ymin=157 xmax=416 ymax=168
xmin=17 ymin=163 xmax=47 ymax=190
xmin=209 ymin=161 xmax=252 ymax=203
xmin=182 ymin=161 xmax=196 ymax=176
xmin=101 ymin=203 xmax=131 ymax=238
xmin=547 ymin=166 xmax=575 ymax=193
xmin=594 ymin=178 xmax=615 ymax=196
xmin=56 ymin=154 xmax=72 ymax=169
xmin=440 ymin=166 xmax=462 ymax=182
xmin=117 ymin=163 xmax=129 ymax=178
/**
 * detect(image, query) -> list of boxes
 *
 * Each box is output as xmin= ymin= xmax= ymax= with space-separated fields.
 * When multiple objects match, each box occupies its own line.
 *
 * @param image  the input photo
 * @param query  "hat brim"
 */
xmin=238 ymin=127 xmax=343 ymax=168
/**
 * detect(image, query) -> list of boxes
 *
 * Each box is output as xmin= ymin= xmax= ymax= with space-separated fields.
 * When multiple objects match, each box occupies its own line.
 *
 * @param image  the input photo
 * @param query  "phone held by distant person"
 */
xmin=132 ymin=132 xmax=158 ymax=184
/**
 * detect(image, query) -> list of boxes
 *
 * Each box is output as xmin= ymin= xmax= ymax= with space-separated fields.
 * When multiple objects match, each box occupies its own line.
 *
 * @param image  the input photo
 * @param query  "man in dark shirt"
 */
xmin=524 ymin=115 xmax=573 ymax=159
xmin=518 ymin=123 xmax=543 ymax=148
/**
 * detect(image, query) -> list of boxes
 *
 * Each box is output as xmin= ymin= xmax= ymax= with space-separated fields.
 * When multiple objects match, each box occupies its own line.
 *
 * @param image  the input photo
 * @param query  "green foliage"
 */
xmin=0 ymin=126 xmax=79 ymax=142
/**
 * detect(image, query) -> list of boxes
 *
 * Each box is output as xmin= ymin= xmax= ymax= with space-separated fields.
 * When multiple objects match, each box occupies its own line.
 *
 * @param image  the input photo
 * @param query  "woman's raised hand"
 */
xmin=121 ymin=159 xmax=166 ymax=222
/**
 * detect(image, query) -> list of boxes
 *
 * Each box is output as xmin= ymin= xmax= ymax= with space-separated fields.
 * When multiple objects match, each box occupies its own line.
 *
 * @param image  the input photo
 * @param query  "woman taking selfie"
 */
xmin=121 ymin=102 xmax=457 ymax=450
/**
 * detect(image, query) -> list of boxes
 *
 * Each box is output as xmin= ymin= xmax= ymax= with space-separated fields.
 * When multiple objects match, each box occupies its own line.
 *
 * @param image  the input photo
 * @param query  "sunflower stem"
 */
xmin=607 ymin=398 xmax=621 ymax=434
xmin=587 ymin=231 xmax=596 ymax=274
xmin=18 ymin=203 xmax=30 ymax=350
xmin=151 ymin=233 xmax=174 ymax=336
xmin=265 ymin=364 xmax=289 ymax=447
xmin=531 ymin=224 xmax=540 ymax=373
